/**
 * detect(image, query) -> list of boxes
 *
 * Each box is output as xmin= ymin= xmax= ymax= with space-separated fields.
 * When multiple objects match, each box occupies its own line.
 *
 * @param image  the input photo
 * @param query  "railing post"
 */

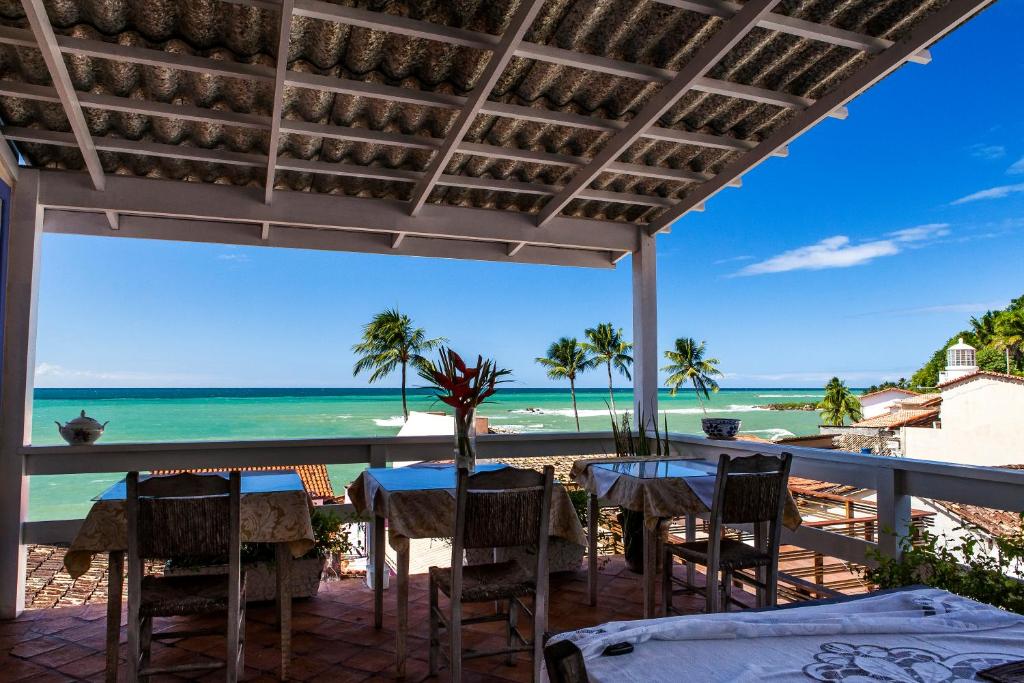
xmin=367 ymin=445 xmax=389 ymax=595
xmin=875 ymin=467 xmax=911 ymax=561
xmin=0 ymin=171 xmax=41 ymax=619
xmin=631 ymin=231 xmax=658 ymax=428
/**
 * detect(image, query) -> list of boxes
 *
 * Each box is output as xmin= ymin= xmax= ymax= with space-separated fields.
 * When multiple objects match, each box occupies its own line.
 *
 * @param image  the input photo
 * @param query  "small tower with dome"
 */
xmin=939 ymin=337 xmax=978 ymax=384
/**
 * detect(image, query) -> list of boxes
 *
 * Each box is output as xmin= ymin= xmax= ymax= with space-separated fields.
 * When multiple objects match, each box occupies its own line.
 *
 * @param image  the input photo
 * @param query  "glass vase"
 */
xmin=454 ymin=408 xmax=477 ymax=472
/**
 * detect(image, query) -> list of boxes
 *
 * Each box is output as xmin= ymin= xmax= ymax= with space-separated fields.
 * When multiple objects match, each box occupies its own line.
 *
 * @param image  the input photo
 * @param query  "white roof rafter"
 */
xmin=406 ymin=0 xmax=548 ymax=215
xmin=536 ymin=0 xmax=782 ymax=227
xmin=264 ymin=0 xmax=295 ymax=204
xmin=20 ymin=0 xmax=104 ymax=190
xmin=645 ymin=0 xmax=993 ymax=234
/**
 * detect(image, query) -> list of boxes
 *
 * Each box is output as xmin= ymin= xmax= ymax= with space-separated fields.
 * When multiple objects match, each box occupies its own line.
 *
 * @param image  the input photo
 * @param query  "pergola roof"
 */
xmin=0 ymin=0 xmax=992 ymax=267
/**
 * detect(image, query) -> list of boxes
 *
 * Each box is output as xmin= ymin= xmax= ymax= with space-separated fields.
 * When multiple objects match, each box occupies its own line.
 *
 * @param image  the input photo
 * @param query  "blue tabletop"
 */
xmin=94 ymin=470 xmax=305 ymax=501
xmin=364 ymin=462 xmax=506 ymax=492
xmin=591 ymin=459 xmax=713 ymax=480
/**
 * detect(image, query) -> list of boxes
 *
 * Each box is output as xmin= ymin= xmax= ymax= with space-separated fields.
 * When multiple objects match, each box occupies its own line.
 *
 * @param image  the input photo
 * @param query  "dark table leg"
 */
xmin=373 ymin=514 xmax=385 ymax=629
xmin=395 ymin=540 xmax=409 ymax=679
xmin=105 ymin=551 xmax=124 ymax=683
xmin=587 ymin=494 xmax=598 ymax=606
xmin=275 ymin=543 xmax=292 ymax=681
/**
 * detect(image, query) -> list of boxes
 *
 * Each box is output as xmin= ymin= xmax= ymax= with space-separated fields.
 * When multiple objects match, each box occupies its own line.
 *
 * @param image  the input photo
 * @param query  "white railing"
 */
xmin=20 ymin=432 xmax=1024 ymax=573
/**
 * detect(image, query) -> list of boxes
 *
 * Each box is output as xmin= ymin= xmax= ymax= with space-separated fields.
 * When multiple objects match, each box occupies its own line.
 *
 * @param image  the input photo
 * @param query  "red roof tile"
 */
xmin=151 ymin=464 xmax=335 ymax=502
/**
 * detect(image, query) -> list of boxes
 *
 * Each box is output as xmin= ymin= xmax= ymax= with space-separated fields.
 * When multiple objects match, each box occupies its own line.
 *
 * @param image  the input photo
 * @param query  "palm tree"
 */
xmin=536 ymin=337 xmax=592 ymax=431
xmin=582 ymin=323 xmax=632 ymax=414
xmin=818 ymin=377 xmax=863 ymax=426
xmin=661 ymin=337 xmax=722 ymax=413
xmin=970 ymin=310 xmax=998 ymax=346
xmin=993 ymin=310 xmax=1024 ymax=374
xmin=352 ymin=309 xmax=445 ymax=420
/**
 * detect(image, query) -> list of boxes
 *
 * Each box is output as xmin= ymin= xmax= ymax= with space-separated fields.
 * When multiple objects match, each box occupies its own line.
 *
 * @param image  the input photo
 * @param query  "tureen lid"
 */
xmin=66 ymin=410 xmax=104 ymax=429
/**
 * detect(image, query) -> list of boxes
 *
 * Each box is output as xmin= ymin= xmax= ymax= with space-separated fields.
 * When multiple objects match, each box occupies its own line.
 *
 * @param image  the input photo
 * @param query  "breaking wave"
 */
xmin=741 ymin=428 xmax=796 ymax=440
xmin=756 ymin=394 xmax=821 ymax=398
xmin=510 ymin=405 xmax=765 ymax=417
xmin=373 ymin=416 xmax=405 ymax=427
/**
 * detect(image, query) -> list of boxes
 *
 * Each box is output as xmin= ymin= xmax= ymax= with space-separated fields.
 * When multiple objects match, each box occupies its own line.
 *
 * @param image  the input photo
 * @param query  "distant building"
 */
xmin=858 ymin=387 xmax=919 ymax=420
xmin=903 ymin=371 xmax=1024 ymax=466
xmin=938 ymin=337 xmax=979 ymax=384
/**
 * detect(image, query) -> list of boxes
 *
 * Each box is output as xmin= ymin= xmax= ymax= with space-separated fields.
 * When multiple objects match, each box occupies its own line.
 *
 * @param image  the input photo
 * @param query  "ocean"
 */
xmin=30 ymin=387 xmax=825 ymax=521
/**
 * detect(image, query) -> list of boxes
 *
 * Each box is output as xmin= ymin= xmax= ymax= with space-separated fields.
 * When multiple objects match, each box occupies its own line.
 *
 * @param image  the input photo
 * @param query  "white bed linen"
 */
xmin=547 ymin=589 xmax=1024 ymax=682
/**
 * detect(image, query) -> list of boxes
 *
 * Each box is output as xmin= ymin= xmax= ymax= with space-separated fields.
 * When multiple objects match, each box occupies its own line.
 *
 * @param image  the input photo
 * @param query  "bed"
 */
xmin=544 ymin=588 xmax=1024 ymax=682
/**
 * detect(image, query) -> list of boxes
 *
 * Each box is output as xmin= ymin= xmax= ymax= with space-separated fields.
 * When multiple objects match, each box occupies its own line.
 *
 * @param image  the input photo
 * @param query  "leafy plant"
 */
xmin=582 ymin=323 xmax=633 ymax=414
xmin=535 ymin=337 xmax=593 ymax=431
xmin=865 ymin=520 xmax=1024 ymax=613
xmin=352 ymin=308 xmax=446 ymax=420
xmin=818 ymin=377 xmax=863 ymax=426
xmin=566 ymin=487 xmax=589 ymax=528
xmin=238 ymin=509 xmax=363 ymax=565
xmin=608 ymin=408 xmax=670 ymax=573
xmin=661 ymin=337 xmax=722 ymax=415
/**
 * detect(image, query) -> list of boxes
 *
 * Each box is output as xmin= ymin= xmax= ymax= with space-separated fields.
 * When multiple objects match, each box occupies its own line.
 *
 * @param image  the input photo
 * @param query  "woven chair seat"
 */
xmin=667 ymin=538 xmax=770 ymax=571
xmin=429 ymin=561 xmax=535 ymax=602
xmin=139 ymin=574 xmax=244 ymax=618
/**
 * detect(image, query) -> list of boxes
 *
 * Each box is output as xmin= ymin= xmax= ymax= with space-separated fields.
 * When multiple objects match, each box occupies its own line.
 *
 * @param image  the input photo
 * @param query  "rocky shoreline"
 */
xmin=755 ymin=402 xmax=818 ymax=411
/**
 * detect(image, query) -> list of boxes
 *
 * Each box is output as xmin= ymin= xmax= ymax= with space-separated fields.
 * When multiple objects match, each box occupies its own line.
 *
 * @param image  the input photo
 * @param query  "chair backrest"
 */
xmin=459 ymin=466 xmax=552 ymax=550
xmin=126 ymin=471 xmax=240 ymax=561
xmin=708 ymin=453 xmax=793 ymax=554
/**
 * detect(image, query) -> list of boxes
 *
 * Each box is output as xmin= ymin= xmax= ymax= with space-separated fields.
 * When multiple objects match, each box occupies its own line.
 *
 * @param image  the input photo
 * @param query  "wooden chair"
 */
xmin=126 ymin=472 xmax=245 ymax=681
xmin=429 ymin=465 xmax=554 ymax=682
xmin=662 ymin=452 xmax=793 ymax=614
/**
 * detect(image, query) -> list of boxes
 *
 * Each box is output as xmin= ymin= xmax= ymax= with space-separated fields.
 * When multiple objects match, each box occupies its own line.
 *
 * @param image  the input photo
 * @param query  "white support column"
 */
xmin=631 ymin=232 xmax=658 ymax=429
xmin=876 ymin=468 xmax=911 ymax=561
xmin=0 ymin=170 xmax=42 ymax=618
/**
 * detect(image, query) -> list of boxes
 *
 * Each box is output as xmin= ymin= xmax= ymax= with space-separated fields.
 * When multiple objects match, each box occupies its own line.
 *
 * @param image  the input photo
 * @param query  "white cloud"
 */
xmin=34 ymin=363 xmax=202 ymax=387
xmin=967 ymin=144 xmax=1006 ymax=160
xmin=218 ymin=253 xmax=250 ymax=262
xmin=952 ymin=182 xmax=1024 ymax=205
xmin=847 ymin=300 xmax=1007 ymax=318
xmin=712 ymin=254 xmax=754 ymax=265
xmin=734 ymin=223 xmax=951 ymax=277
xmin=1008 ymin=157 xmax=1024 ymax=174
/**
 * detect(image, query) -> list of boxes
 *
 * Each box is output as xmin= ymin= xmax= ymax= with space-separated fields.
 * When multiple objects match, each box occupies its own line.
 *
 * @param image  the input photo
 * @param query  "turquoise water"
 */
xmin=29 ymin=387 xmax=824 ymax=521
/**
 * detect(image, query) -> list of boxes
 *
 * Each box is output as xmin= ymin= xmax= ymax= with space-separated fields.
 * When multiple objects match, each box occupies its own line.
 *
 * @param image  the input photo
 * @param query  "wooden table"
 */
xmin=348 ymin=462 xmax=586 ymax=678
xmin=571 ymin=457 xmax=802 ymax=618
xmin=66 ymin=470 xmax=315 ymax=682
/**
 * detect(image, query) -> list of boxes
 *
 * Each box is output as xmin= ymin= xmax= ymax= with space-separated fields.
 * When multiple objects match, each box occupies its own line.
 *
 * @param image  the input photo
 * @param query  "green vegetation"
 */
xmin=582 ymin=322 xmax=633 ymax=414
xmin=535 ymin=337 xmax=593 ymax=431
xmin=910 ymin=295 xmax=1024 ymax=390
xmin=661 ymin=337 xmax=722 ymax=414
xmin=862 ymin=378 xmax=910 ymax=395
xmin=352 ymin=308 xmax=446 ymax=420
xmin=866 ymin=520 xmax=1024 ymax=613
xmin=818 ymin=377 xmax=863 ymax=426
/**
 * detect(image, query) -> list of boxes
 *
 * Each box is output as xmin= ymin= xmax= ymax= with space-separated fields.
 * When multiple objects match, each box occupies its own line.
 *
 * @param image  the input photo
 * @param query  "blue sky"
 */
xmin=34 ymin=2 xmax=1024 ymax=390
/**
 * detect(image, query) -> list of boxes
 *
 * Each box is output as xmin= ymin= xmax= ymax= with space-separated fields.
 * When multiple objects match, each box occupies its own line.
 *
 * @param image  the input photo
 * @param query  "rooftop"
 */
xmin=0 ymin=0 xmax=992 ymax=266
xmin=936 ymin=369 xmax=1024 ymax=390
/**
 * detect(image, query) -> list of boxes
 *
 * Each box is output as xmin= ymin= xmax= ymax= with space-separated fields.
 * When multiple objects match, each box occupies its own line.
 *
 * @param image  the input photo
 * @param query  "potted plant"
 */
xmin=662 ymin=337 xmax=736 ymax=438
xmin=419 ymin=347 xmax=510 ymax=472
xmin=165 ymin=508 xmax=363 ymax=602
xmin=610 ymin=410 xmax=670 ymax=574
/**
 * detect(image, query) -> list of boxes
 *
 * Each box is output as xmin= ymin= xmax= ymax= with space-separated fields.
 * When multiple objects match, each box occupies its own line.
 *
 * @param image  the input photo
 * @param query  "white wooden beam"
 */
xmin=0 ymin=170 xmax=42 ymax=618
xmin=507 ymin=241 xmax=526 ymax=257
xmin=611 ymin=250 xmax=630 ymax=265
xmin=632 ymin=231 xmax=657 ymax=427
xmin=645 ymin=0 xmax=994 ymax=234
xmin=21 ymin=1 xmax=104 ymax=191
xmin=407 ymin=0 xmax=547 ymax=215
xmin=0 ymin=134 xmax=19 ymax=185
xmin=513 ymin=41 xmax=846 ymax=119
xmin=265 ymin=0 xmax=295 ymax=204
xmin=3 ymin=127 xmax=267 ymax=167
xmin=654 ymin=0 xmax=932 ymax=65
xmin=536 ymin=0 xmax=781 ymax=226
xmin=284 ymin=71 xmax=464 ymax=109
xmin=391 ymin=232 xmax=406 ymax=249
xmin=261 ymin=222 xmax=271 ymax=241
xmin=43 ymin=209 xmax=616 ymax=269
xmin=280 ymin=120 xmax=441 ymax=150
xmin=104 ymin=209 xmax=118 ymax=231
xmin=36 ymin=171 xmax=641 ymax=253
xmin=293 ymin=0 xmax=499 ymax=50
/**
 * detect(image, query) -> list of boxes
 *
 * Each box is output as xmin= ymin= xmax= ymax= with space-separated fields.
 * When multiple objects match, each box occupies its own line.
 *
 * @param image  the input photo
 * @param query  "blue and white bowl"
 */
xmin=701 ymin=418 xmax=741 ymax=439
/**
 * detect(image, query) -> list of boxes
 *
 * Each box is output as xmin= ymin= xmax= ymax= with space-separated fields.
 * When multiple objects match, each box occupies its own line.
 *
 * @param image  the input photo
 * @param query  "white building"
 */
xmin=903 ymin=371 xmax=1024 ymax=466
xmin=858 ymin=387 xmax=919 ymax=420
xmin=938 ymin=338 xmax=979 ymax=384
